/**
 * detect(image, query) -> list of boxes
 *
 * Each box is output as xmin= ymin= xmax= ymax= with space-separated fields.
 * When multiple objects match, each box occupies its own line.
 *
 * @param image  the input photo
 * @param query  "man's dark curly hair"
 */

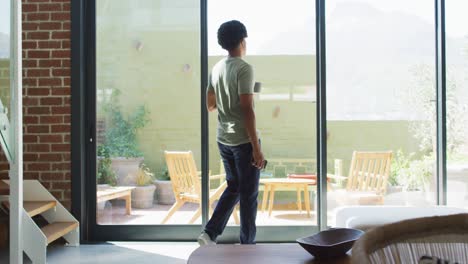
xmin=217 ymin=20 xmax=248 ymax=51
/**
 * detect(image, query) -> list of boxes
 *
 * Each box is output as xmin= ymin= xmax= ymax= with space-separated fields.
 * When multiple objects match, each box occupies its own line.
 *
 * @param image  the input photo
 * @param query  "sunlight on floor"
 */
xmin=111 ymin=242 xmax=199 ymax=261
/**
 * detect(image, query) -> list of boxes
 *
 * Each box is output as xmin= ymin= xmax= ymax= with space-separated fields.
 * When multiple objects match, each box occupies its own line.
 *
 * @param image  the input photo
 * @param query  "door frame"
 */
xmin=70 ymin=0 xmax=324 ymax=242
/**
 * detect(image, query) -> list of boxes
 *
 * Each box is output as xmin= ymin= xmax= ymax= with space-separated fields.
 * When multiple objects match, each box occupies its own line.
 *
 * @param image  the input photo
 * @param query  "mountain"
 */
xmin=325 ymin=1 xmax=467 ymax=120
xmin=252 ymin=1 xmax=467 ymax=119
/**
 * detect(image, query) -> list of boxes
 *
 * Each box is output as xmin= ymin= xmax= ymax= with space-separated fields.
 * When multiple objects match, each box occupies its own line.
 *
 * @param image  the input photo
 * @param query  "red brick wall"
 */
xmin=0 ymin=0 xmax=72 ymax=209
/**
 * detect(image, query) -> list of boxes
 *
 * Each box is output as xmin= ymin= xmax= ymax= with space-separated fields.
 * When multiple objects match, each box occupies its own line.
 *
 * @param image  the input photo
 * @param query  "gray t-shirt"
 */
xmin=207 ymin=57 xmax=256 ymax=146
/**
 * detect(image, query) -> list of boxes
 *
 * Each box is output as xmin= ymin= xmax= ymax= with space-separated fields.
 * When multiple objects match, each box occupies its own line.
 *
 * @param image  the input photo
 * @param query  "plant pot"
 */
xmin=403 ymin=189 xmax=431 ymax=206
xmin=110 ymin=157 xmax=144 ymax=186
xmin=422 ymin=181 xmax=438 ymax=204
xmin=154 ymin=180 xmax=175 ymax=205
xmin=131 ymin=185 xmax=156 ymax=209
xmin=97 ymin=202 xmax=106 ymax=210
xmin=387 ymin=185 xmax=403 ymax=194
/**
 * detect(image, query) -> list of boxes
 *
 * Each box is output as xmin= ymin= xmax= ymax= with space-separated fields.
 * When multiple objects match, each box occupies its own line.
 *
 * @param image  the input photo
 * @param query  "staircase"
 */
xmin=0 ymin=179 xmax=79 ymax=263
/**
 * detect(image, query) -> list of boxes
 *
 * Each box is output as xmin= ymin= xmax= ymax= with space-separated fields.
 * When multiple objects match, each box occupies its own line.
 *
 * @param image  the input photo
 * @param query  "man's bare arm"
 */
xmin=240 ymin=94 xmax=264 ymax=168
xmin=206 ymin=90 xmax=217 ymax=112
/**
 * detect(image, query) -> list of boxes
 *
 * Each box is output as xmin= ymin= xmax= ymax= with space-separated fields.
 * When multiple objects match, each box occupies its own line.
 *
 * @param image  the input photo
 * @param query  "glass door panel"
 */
xmin=446 ymin=0 xmax=468 ymax=209
xmin=95 ymin=0 xmax=201 ymax=226
xmin=326 ymin=0 xmax=437 ymax=226
xmin=208 ymin=0 xmax=318 ymax=228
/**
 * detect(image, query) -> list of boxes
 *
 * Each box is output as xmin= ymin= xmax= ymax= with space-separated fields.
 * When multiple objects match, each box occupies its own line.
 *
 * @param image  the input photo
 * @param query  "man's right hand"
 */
xmin=252 ymin=148 xmax=265 ymax=169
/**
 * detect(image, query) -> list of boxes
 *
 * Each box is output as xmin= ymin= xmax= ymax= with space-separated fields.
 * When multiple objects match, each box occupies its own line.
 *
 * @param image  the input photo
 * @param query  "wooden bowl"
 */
xmin=296 ymin=228 xmax=364 ymax=259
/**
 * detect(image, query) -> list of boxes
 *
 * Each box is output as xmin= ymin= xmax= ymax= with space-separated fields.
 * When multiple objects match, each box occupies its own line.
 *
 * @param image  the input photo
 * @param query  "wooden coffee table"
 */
xmin=97 ymin=186 xmax=135 ymax=215
xmin=188 ymin=244 xmax=351 ymax=264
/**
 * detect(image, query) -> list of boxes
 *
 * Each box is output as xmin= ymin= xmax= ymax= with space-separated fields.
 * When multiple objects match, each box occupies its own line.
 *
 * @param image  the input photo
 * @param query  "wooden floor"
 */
xmin=188 ymin=244 xmax=351 ymax=264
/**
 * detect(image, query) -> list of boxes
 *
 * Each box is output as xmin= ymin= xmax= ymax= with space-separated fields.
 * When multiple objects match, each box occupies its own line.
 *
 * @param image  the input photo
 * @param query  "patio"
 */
xmin=96 ymin=185 xmax=468 ymax=227
xmin=97 ymin=201 xmax=318 ymax=226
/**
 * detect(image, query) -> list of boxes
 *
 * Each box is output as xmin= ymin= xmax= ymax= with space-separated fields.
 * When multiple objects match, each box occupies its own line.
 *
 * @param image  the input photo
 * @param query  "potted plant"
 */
xmin=131 ymin=164 xmax=157 ymax=209
xmin=99 ymin=89 xmax=150 ymax=186
xmin=154 ymin=166 xmax=176 ymax=205
xmin=97 ymin=147 xmax=117 ymax=210
xmin=388 ymin=150 xmax=412 ymax=194
xmin=402 ymin=156 xmax=434 ymax=191
xmin=97 ymin=152 xmax=117 ymax=187
xmin=396 ymin=154 xmax=434 ymax=205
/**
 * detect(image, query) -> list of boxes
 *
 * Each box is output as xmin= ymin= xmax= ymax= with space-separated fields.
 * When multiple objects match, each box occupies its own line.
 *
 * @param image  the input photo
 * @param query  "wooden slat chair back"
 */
xmin=346 ymin=151 xmax=393 ymax=195
xmin=162 ymin=151 xmax=239 ymax=224
xmin=165 ymin=151 xmax=201 ymax=203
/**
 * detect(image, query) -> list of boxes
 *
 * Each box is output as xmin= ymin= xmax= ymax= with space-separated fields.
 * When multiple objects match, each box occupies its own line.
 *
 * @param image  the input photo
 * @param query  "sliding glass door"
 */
xmin=78 ymin=0 xmax=460 ymax=241
xmin=87 ymin=0 xmax=319 ymax=241
xmin=446 ymin=0 xmax=468 ymax=209
xmin=95 ymin=0 xmax=201 ymax=226
xmin=89 ymin=0 xmax=204 ymax=240
xmin=208 ymin=0 xmax=318 ymax=229
xmin=326 ymin=0 xmax=437 ymax=226
xmin=96 ymin=0 xmax=201 ymax=225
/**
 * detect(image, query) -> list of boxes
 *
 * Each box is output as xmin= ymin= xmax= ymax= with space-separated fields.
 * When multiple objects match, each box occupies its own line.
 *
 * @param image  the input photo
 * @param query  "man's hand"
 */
xmin=252 ymin=147 xmax=265 ymax=169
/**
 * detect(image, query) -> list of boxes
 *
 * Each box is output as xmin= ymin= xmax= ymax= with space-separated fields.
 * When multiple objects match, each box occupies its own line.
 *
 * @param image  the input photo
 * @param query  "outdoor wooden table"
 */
xmin=260 ymin=178 xmax=315 ymax=217
xmin=188 ymin=244 xmax=351 ymax=264
xmin=97 ymin=186 xmax=135 ymax=215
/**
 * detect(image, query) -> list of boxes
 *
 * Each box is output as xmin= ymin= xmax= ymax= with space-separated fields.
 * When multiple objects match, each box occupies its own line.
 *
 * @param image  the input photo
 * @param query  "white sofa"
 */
xmin=334 ymin=206 xmax=468 ymax=231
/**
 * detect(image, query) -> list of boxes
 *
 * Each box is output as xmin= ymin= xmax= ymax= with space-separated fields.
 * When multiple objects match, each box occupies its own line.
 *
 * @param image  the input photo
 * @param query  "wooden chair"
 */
xmin=161 ymin=151 xmax=239 ymax=224
xmin=329 ymin=151 xmax=393 ymax=206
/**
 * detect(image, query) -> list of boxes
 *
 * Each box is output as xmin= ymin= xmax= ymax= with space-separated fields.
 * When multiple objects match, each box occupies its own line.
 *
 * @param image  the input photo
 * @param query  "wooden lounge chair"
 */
xmin=329 ymin=151 xmax=393 ymax=206
xmin=161 ymin=151 xmax=239 ymax=224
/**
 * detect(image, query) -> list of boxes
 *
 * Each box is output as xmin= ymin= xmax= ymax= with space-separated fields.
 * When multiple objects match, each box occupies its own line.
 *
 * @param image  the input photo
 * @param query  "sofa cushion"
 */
xmin=335 ymin=206 xmax=468 ymax=230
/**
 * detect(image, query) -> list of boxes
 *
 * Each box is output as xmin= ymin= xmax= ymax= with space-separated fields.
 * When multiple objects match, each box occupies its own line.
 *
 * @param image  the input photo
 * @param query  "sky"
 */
xmin=334 ymin=0 xmax=468 ymax=38
xmin=0 ymin=0 xmax=10 ymax=35
xmin=208 ymin=0 xmax=315 ymax=55
xmin=208 ymin=0 xmax=468 ymax=55
xmin=1 ymin=0 xmax=467 ymax=37
xmin=1 ymin=0 xmax=467 ymax=55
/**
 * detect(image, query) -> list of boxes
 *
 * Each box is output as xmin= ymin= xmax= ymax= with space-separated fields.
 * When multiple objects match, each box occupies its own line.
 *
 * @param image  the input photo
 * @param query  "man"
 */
xmin=197 ymin=20 xmax=265 ymax=245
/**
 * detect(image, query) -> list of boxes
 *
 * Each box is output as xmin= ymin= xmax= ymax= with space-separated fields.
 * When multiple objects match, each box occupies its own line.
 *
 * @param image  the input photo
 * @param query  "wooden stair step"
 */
xmin=0 ymin=181 xmax=8 ymax=195
xmin=1 ymin=201 xmax=57 ymax=217
xmin=41 ymin=222 xmax=79 ymax=245
xmin=24 ymin=201 xmax=57 ymax=217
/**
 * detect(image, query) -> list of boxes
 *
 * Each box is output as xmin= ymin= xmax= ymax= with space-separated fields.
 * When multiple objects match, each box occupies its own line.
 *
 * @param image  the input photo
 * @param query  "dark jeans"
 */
xmin=204 ymin=141 xmax=260 ymax=244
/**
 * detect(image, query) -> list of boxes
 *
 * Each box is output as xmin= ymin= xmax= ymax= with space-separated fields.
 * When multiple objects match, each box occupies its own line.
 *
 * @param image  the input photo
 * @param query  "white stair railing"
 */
xmin=9 ymin=0 xmax=24 ymax=263
xmin=22 ymin=209 xmax=47 ymax=264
